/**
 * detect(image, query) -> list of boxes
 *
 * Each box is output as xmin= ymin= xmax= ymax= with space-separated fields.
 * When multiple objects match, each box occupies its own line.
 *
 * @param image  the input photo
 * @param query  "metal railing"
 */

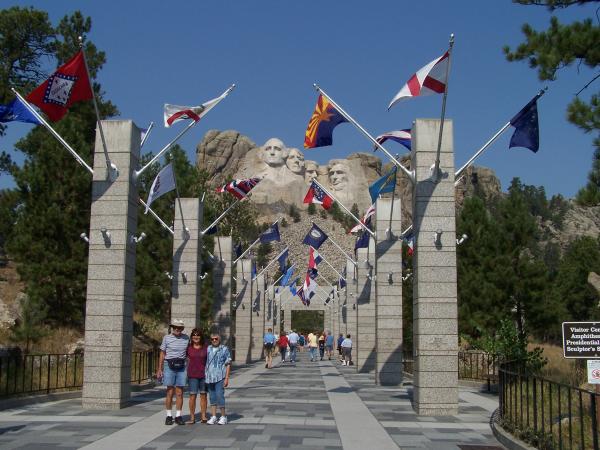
xmin=0 ymin=348 xmax=159 ymax=398
xmin=499 ymin=360 xmax=600 ymax=450
xmin=402 ymin=350 xmax=499 ymax=390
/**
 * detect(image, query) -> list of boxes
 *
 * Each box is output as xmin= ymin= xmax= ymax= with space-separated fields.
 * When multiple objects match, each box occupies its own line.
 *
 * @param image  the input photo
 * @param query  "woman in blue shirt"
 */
xmin=205 ymin=332 xmax=231 ymax=425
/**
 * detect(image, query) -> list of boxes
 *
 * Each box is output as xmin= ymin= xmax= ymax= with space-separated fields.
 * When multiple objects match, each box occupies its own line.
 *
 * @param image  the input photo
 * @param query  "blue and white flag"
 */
xmin=278 ymin=248 xmax=289 ymax=273
xmin=302 ymin=223 xmax=328 ymax=249
xmin=278 ymin=266 xmax=294 ymax=293
xmin=260 ymin=223 xmax=281 ymax=243
xmin=0 ymin=98 xmax=41 ymax=125
xmin=374 ymin=129 xmax=411 ymax=151
xmin=145 ymin=163 xmax=176 ymax=214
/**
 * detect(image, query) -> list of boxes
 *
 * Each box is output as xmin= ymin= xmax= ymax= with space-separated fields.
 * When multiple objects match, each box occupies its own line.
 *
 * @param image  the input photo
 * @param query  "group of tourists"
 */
xmin=157 ymin=319 xmax=231 ymax=426
xmin=263 ymin=329 xmax=354 ymax=366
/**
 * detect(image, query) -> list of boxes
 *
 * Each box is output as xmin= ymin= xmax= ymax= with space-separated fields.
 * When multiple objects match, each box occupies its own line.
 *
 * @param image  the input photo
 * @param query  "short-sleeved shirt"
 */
xmin=264 ymin=332 xmax=275 ymax=345
xmin=308 ymin=333 xmax=318 ymax=347
xmin=187 ymin=345 xmax=207 ymax=378
xmin=325 ymin=335 xmax=334 ymax=347
xmin=288 ymin=332 xmax=299 ymax=345
xmin=337 ymin=336 xmax=344 ymax=348
xmin=278 ymin=335 xmax=289 ymax=349
xmin=160 ymin=333 xmax=190 ymax=359
xmin=341 ymin=338 xmax=352 ymax=348
xmin=205 ymin=345 xmax=231 ymax=383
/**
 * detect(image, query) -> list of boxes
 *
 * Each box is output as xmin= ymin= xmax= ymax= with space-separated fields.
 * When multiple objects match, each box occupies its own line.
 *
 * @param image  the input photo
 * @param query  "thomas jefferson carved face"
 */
xmin=304 ymin=161 xmax=319 ymax=184
xmin=286 ymin=148 xmax=305 ymax=174
xmin=263 ymin=138 xmax=286 ymax=167
xmin=329 ymin=162 xmax=348 ymax=191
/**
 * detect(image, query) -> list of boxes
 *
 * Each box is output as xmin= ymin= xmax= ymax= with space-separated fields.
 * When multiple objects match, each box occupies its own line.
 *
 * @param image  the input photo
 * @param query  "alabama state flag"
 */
xmin=26 ymin=51 xmax=93 ymax=122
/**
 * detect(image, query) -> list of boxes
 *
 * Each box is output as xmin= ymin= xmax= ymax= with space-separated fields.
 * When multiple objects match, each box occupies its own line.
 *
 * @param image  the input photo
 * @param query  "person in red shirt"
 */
xmin=186 ymin=328 xmax=208 ymax=424
xmin=277 ymin=332 xmax=289 ymax=364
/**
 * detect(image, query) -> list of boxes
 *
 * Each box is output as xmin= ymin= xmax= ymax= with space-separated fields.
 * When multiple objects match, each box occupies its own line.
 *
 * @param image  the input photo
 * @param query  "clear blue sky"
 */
xmin=2 ymin=0 xmax=597 ymax=198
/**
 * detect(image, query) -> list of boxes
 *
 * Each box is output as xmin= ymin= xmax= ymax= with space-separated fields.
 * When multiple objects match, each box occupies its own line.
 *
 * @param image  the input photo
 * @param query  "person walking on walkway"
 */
xmin=288 ymin=330 xmax=299 ymax=363
xmin=205 ymin=331 xmax=231 ymax=425
xmin=325 ymin=331 xmax=334 ymax=360
xmin=307 ymin=331 xmax=318 ymax=362
xmin=186 ymin=328 xmax=208 ymax=424
xmin=337 ymin=333 xmax=344 ymax=362
xmin=277 ymin=332 xmax=289 ymax=364
xmin=157 ymin=319 xmax=189 ymax=425
xmin=318 ymin=332 xmax=326 ymax=361
xmin=298 ymin=333 xmax=305 ymax=351
xmin=341 ymin=334 xmax=353 ymax=366
xmin=264 ymin=328 xmax=276 ymax=369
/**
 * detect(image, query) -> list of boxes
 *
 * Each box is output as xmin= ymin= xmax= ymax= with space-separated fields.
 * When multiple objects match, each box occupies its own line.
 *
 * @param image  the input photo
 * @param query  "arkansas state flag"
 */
xmin=388 ymin=51 xmax=449 ymax=109
xmin=26 ymin=51 xmax=93 ymax=122
xmin=304 ymin=94 xmax=348 ymax=148
xmin=303 ymin=181 xmax=334 ymax=210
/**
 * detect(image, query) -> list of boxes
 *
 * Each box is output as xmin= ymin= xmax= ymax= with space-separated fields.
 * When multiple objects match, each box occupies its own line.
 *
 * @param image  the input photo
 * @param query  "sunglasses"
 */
xmin=173 ymin=327 xmax=184 ymax=331
xmin=211 ymin=337 xmax=219 ymax=341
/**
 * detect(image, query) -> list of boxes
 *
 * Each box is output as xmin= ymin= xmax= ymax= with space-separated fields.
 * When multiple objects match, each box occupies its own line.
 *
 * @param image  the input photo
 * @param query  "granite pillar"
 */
xmin=212 ymin=237 xmax=233 ymax=347
xmin=170 ymin=198 xmax=203 ymax=331
xmin=356 ymin=244 xmax=376 ymax=372
xmin=251 ymin=273 xmax=265 ymax=361
xmin=82 ymin=120 xmax=140 ymax=409
xmin=412 ymin=119 xmax=458 ymax=415
xmin=345 ymin=259 xmax=357 ymax=348
xmin=375 ymin=198 xmax=403 ymax=385
xmin=233 ymin=259 xmax=252 ymax=363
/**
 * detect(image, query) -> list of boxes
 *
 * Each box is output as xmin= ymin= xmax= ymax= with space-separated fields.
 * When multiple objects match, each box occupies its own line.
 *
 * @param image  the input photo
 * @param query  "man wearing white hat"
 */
xmin=157 ymin=319 xmax=190 ymax=425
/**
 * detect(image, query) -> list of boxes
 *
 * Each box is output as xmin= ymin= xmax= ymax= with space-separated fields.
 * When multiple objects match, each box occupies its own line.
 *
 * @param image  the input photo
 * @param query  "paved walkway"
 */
xmin=0 ymin=350 xmax=504 ymax=449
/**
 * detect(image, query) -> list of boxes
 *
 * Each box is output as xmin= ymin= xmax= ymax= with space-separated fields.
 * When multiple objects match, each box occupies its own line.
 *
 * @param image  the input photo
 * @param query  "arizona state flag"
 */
xmin=304 ymin=94 xmax=348 ymax=148
xmin=26 ymin=51 xmax=93 ymax=122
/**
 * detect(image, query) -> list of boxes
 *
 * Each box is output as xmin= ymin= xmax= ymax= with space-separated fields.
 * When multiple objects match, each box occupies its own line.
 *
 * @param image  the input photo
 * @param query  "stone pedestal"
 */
xmin=83 ymin=120 xmax=140 ymax=409
xmin=375 ymin=198 xmax=403 ymax=385
xmin=234 ymin=259 xmax=252 ymax=363
xmin=171 ymin=198 xmax=203 ymax=331
xmin=356 ymin=244 xmax=376 ymax=372
xmin=266 ymin=285 xmax=275 ymax=334
xmin=251 ymin=273 xmax=265 ymax=361
xmin=274 ymin=291 xmax=281 ymax=334
xmin=212 ymin=237 xmax=233 ymax=347
xmin=412 ymin=119 xmax=458 ymax=415
xmin=344 ymin=260 xmax=357 ymax=347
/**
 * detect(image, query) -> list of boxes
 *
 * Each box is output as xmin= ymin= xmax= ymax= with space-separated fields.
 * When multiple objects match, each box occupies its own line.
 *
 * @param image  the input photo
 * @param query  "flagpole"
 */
xmin=311 ymin=221 xmax=358 ymax=266
xmin=432 ymin=34 xmax=455 ymax=181
xmin=454 ymin=88 xmax=548 ymax=180
xmin=268 ymin=264 xmax=296 ymax=291
xmin=313 ymin=180 xmax=374 ymax=237
xmin=386 ymin=160 xmax=398 ymax=240
xmin=311 ymin=247 xmax=344 ymax=280
xmin=140 ymin=121 xmax=154 ymax=149
xmin=135 ymin=84 xmax=236 ymax=180
xmin=201 ymin=196 xmax=248 ymax=236
xmin=233 ymin=217 xmax=282 ymax=264
xmin=254 ymin=246 xmax=290 ymax=281
xmin=400 ymin=224 xmax=412 ymax=240
xmin=11 ymin=89 xmax=94 ymax=174
xmin=138 ymin=198 xmax=174 ymax=235
xmin=79 ymin=37 xmax=117 ymax=181
xmin=314 ymin=84 xmax=414 ymax=183
xmin=317 ymin=273 xmax=336 ymax=288
xmin=171 ymin=167 xmax=189 ymax=239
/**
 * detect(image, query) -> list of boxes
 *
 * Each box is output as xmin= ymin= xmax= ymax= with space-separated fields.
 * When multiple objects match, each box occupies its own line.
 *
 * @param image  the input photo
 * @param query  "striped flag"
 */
xmin=217 ymin=177 xmax=261 ymax=199
xmin=374 ymin=129 xmax=411 ymax=151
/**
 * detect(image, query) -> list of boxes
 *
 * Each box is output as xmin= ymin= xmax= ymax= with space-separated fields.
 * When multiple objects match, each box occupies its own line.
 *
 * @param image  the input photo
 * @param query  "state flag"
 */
xmin=26 ymin=51 xmax=93 ymax=121
xmin=509 ymin=95 xmax=540 ymax=153
xmin=145 ymin=163 xmax=176 ymax=214
xmin=369 ymin=167 xmax=397 ymax=203
xmin=0 ymin=98 xmax=41 ymax=125
xmin=164 ymin=88 xmax=231 ymax=127
xmin=303 ymin=181 xmax=334 ymax=210
xmin=388 ymin=51 xmax=449 ymax=109
xmin=302 ymin=223 xmax=328 ymax=249
xmin=217 ymin=177 xmax=261 ymax=199
xmin=374 ymin=129 xmax=411 ymax=151
xmin=277 ymin=248 xmax=289 ymax=273
xmin=350 ymin=204 xmax=376 ymax=234
xmin=259 ymin=223 xmax=281 ymax=243
xmin=304 ymin=94 xmax=348 ymax=148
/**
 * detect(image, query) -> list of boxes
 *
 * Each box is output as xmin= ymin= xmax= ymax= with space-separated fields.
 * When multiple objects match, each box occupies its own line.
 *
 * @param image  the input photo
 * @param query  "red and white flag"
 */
xmin=26 ymin=51 xmax=93 ymax=122
xmin=349 ymin=204 xmax=376 ymax=234
xmin=216 ymin=177 xmax=261 ymax=200
xmin=303 ymin=181 xmax=334 ymax=210
xmin=164 ymin=88 xmax=231 ymax=127
xmin=388 ymin=51 xmax=449 ymax=109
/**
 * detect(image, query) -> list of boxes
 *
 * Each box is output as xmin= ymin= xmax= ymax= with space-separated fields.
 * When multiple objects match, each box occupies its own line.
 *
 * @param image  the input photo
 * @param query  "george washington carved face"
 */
xmin=262 ymin=138 xmax=286 ymax=167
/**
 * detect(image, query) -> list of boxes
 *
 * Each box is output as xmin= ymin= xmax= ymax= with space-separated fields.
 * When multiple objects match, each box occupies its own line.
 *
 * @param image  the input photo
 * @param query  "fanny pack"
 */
xmin=167 ymin=358 xmax=186 ymax=371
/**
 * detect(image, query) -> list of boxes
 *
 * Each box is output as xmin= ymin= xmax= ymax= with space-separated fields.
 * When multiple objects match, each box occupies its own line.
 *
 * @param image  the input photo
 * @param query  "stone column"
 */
xmin=412 ymin=119 xmax=458 ymax=415
xmin=83 ymin=120 xmax=139 ymax=409
xmin=233 ymin=259 xmax=252 ymax=363
xmin=283 ymin=294 xmax=292 ymax=333
xmin=345 ymin=259 xmax=357 ymax=347
xmin=251 ymin=273 xmax=265 ymax=361
xmin=212 ymin=237 xmax=233 ymax=347
xmin=266 ymin=284 xmax=275 ymax=334
xmin=356 ymin=244 xmax=376 ymax=372
xmin=274 ymin=291 xmax=281 ymax=334
xmin=375 ymin=198 xmax=403 ymax=385
xmin=170 ymin=198 xmax=203 ymax=331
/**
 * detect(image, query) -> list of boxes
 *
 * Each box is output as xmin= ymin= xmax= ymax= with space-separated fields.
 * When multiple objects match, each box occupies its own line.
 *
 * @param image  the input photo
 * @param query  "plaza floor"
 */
xmin=0 ymin=350 xmax=504 ymax=449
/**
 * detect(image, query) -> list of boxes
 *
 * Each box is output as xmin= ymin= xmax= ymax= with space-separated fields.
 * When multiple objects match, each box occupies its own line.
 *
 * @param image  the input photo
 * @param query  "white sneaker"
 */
xmin=342 ymin=361 xmax=347 ymax=366
xmin=207 ymin=416 xmax=218 ymax=425
xmin=217 ymin=416 xmax=228 ymax=425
